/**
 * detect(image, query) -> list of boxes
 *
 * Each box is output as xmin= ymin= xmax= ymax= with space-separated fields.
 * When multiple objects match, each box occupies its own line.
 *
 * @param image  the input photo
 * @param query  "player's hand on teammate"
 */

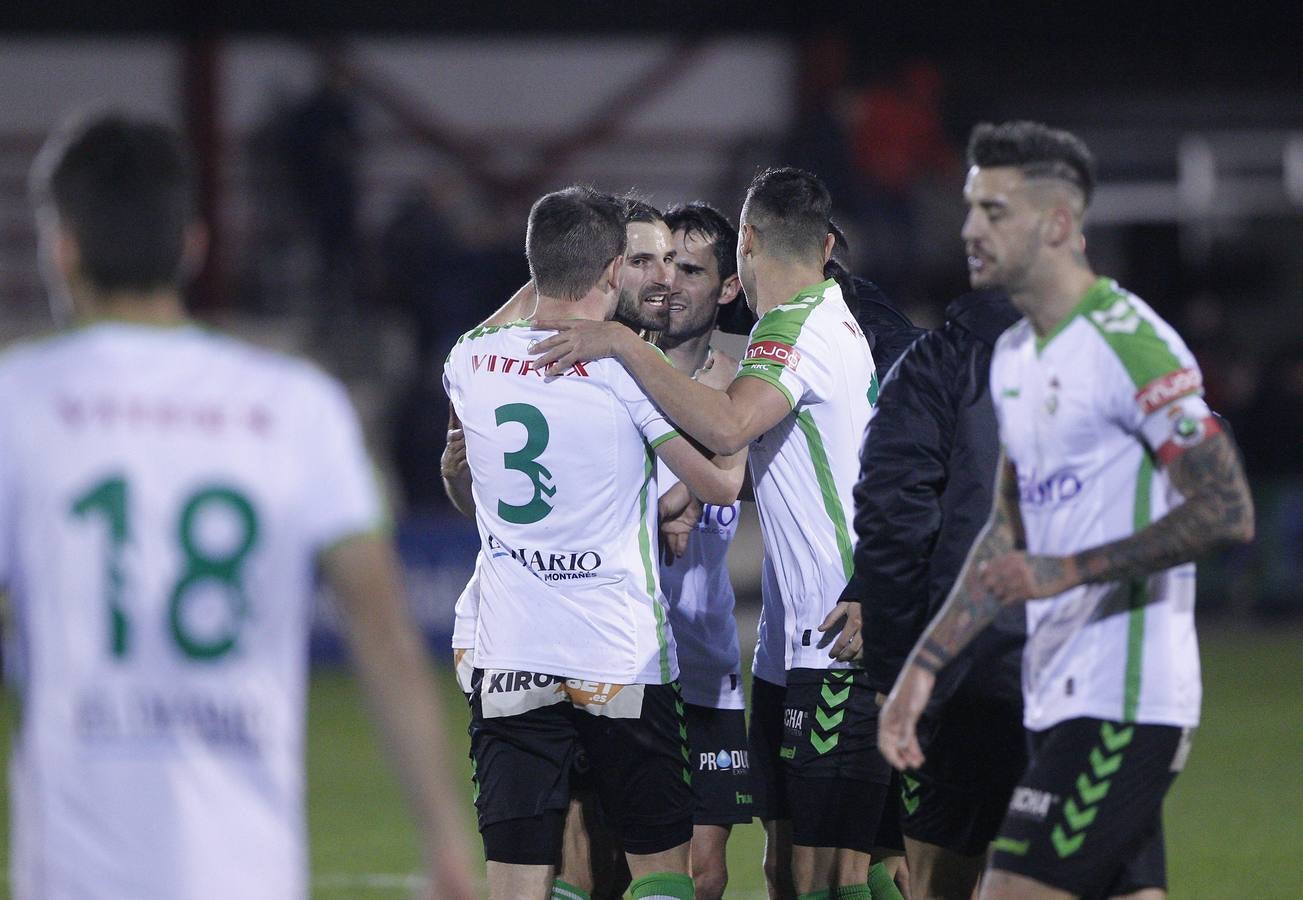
xmin=530 ymin=318 xmax=634 ymax=375
xmin=978 ymin=551 xmax=1077 ymax=602
xmin=658 ymin=482 xmax=702 ymax=564
xmin=878 ymin=663 xmax=936 ymax=771
xmin=693 ymin=348 xmax=739 ymax=391
xmin=816 ymin=600 xmax=864 ymax=662
xmin=441 ymin=417 xmax=468 ymax=480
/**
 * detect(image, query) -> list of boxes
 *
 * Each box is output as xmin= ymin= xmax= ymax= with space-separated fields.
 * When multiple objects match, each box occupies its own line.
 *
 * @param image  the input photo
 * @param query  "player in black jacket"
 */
xmin=834 ymin=288 xmax=1026 ymax=899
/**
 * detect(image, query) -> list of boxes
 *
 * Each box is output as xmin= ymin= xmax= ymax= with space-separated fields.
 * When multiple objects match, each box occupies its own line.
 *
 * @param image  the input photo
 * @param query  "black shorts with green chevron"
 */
xmin=989 ymin=717 xmax=1192 ymax=898
xmin=780 ymin=668 xmax=893 ymax=850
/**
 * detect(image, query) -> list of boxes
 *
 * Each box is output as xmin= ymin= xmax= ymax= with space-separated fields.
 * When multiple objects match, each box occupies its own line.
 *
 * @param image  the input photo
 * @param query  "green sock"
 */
xmin=551 ymin=879 xmax=591 ymax=900
xmin=868 ymin=862 xmax=905 ymax=900
xmin=796 ymin=891 xmax=831 ymax=900
xmin=629 ymin=871 xmax=695 ymax=899
xmin=834 ymin=885 xmax=872 ymax=899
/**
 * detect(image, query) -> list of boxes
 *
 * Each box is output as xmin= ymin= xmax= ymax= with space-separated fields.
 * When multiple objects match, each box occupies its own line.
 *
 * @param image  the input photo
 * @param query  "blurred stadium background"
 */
xmin=0 ymin=5 xmax=1300 ymax=897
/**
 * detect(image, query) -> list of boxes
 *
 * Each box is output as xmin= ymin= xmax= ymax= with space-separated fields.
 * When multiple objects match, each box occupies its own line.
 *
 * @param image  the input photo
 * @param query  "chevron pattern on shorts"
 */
xmin=1051 ymin=722 xmax=1134 ymax=858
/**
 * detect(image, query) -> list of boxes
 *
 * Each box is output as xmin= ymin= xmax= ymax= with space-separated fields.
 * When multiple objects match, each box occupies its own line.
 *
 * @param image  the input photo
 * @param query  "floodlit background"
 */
xmin=0 ymin=9 xmax=1300 ymax=896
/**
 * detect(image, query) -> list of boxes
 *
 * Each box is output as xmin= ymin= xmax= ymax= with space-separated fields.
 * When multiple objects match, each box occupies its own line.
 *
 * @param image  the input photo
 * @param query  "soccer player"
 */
xmin=656 ymin=201 xmax=752 ymax=900
xmin=442 ymin=186 xmax=744 ymax=900
xmin=441 ymin=198 xmax=684 ymax=900
xmin=879 ymin=121 xmax=1255 ymax=900
xmin=3 ymin=112 xmax=475 ymax=899
xmin=845 ymin=283 xmax=1023 ymax=900
xmin=531 ymin=168 xmax=885 ymax=899
xmin=444 ymin=196 xmax=675 ymax=696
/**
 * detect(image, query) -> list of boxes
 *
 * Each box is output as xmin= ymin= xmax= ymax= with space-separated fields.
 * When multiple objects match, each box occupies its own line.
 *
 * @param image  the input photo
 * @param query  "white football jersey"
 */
xmin=657 ymin=462 xmax=743 ymax=709
xmin=737 ymin=280 xmax=876 ymax=671
xmin=0 ymin=322 xmax=383 ymax=900
xmin=443 ymin=322 xmax=680 ymax=685
xmin=991 ymin=278 xmax=1213 ymax=731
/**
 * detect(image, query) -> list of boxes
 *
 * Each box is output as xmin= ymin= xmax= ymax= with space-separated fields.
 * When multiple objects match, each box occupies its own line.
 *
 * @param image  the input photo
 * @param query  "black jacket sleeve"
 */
xmin=844 ymin=330 xmax=964 ymax=693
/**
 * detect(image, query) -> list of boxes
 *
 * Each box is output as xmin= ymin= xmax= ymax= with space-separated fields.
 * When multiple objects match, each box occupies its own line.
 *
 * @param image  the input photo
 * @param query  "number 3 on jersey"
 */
xmin=71 ymin=475 xmax=259 ymax=662
xmin=495 ymin=403 xmax=556 ymax=524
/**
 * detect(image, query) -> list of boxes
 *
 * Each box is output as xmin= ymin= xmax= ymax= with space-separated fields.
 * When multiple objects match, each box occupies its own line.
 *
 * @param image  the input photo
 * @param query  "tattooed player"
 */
xmin=879 ymin=121 xmax=1255 ymax=900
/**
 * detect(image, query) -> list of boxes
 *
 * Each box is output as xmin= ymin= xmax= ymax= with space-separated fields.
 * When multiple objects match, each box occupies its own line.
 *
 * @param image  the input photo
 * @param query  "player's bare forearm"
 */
xmin=442 ymin=472 xmax=475 ymax=518
xmin=1070 ymin=431 xmax=1255 ymax=585
xmin=531 ymin=322 xmax=756 ymax=454
xmin=323 ymin=537 xmax=476 ymax=895
xmin=617 ymin=333 xmax=752 ymax=454
xmin=907 ymin=457 xmax=1023 ymax=675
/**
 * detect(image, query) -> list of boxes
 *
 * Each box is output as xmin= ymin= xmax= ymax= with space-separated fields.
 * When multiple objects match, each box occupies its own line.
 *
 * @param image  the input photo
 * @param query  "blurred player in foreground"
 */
xmin=2 ymin=111 xmax=475 ymax=900
xmin=880 ymin=120 xmax=1255 ymax=899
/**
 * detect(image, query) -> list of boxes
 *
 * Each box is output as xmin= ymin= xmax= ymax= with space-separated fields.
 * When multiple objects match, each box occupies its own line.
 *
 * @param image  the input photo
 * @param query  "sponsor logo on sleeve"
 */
xmin=1136 ymin=367 xmax=1202 ymax=415
xmin=743 ymin=340 xmax=802 ymax=371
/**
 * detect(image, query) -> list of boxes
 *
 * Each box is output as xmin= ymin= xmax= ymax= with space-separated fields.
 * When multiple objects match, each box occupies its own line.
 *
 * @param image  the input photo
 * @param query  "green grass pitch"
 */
xmin=2 ymin=627 xmax=1301 ymax=897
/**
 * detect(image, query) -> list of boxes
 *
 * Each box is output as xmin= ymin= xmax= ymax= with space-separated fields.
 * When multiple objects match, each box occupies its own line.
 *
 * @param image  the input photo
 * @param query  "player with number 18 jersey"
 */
xmin=0 ymin=324 xmax=383 ymax=900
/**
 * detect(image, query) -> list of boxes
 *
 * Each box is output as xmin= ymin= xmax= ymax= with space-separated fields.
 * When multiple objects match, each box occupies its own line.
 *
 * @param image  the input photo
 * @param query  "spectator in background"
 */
xmin=380 ymin=170 xmax=529 ymax=516
xmin=283 ymin=55 xmax=364 ymax=359
xmin=847 ymin=58 xmax=959 ymax=300
xmin=1179 ymin=291 xmax=1257 ymax=424
xmin=1240 ymin=343 xmax=1303 ymax=617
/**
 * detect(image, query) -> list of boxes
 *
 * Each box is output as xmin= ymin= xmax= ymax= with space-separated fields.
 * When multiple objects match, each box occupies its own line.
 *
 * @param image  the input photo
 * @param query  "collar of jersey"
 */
xmin=1034 ymin=276 xmax=1116 ymax=356
xmin=759 ymin=277 xmax=837 ymax=319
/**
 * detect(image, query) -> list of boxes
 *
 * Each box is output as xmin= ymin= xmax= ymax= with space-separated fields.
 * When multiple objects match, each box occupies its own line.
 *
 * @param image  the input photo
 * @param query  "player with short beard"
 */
xmin=653 ymin=201 xmax=751 ymax=900
xmin=880 ymin=121 xmax=1255 ymax=900
xmin=531 ymin=168 xmax=885 ymax=900
xmin=443 ymin=186 xmax=746 ymax=900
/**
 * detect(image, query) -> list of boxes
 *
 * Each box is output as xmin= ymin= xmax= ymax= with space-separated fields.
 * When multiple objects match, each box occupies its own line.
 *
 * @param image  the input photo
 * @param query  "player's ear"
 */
xmin=602 ymin=254 xmax=624 ymax=293
xmin=821 ymin=231 xmax=836 ymax=263
xmin=717 ymin=273 xmax=741 ymax=306
xmin=179 ymin=221 xmax=209 ymax=283
xmin=1045 ymin=204 xmax=1075 ymax=248
xmin=739 ymin=223 xmax=755 ymax=258
xmin=52 ymin=225 xmax=80 ymax=282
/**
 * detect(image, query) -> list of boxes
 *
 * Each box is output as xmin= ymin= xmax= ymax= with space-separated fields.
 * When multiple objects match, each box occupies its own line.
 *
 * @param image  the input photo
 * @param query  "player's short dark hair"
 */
xmin=967 ymin=120 xmax=1096 ymax=206
xmin=663 ymin=201 xmax=737 ymax=282
xmin=526 ymin=186 xmax=626 ymax=300
xmin=30 ymin=111 xmax=195 ymax=293
xmin=620 ymin=196 xmax=664 ymax=226
xmin=743 ymin=167 xmax=833 ymax=262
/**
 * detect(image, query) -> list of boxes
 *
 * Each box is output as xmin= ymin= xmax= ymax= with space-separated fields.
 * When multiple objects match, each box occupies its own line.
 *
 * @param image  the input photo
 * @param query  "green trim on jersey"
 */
xmin=734 ymin=366 xmax=796 ymax=409
xmin=637 ymin=446 xmax=671 ymax=682
xmin=1076 ymin=279 xmax=1183 ymax=388
xmin=1033 ymin=280 xmax=1108 ymax=355
xmin=453 ymin=319 xmax=532 ymax=347
xmin=1123 ymin=452 xmax=1155 ymax=721
xmin=795 ymin=409 xmax=855 ymax=580
xmin=746 ymin=278 xmax=835 ymax=345
xmin=648 ymin=429 xmax=681 ymax=450
xmin=737 ymin=278 xmax=835 ymax=407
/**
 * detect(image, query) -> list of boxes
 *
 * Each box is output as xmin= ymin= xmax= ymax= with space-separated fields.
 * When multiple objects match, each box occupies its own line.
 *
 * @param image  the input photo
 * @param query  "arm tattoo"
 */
xmin=1073 ymin=431 xmax=1254 ymax=585
xmin=907 ymin=457 xmax=1023 ymax=674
